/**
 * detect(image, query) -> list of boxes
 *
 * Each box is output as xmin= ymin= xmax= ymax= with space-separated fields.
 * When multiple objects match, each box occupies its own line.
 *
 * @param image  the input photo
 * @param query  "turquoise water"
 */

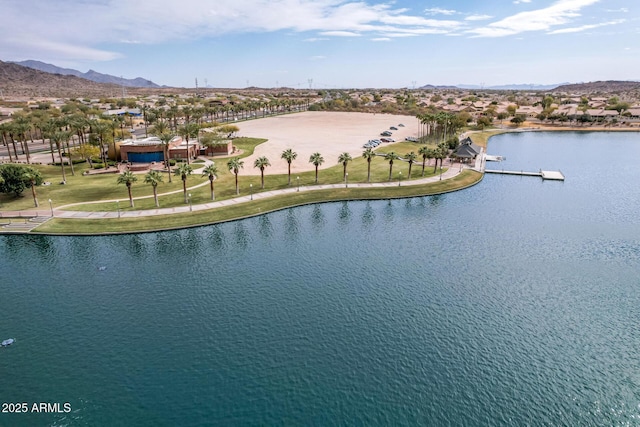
xmin=1 ymin=132 xmax=639 ymax=426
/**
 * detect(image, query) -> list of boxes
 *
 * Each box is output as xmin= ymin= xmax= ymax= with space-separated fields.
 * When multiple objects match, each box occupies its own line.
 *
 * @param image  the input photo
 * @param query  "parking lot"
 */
xmin=236 ymin=111 xmax=419 ymax=175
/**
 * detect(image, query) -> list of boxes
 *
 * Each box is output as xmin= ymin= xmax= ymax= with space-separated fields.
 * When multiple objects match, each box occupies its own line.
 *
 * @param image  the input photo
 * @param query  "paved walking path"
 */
xmin=0 ymin=154 xmax=484 ymax=228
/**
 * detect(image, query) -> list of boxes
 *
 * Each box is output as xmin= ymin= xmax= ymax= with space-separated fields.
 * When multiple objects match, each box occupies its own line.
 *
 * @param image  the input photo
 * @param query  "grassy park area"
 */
xmin=1 ymin=136 xmax=483 ymax=234
xmin=34 ymin=170 xmax=482 ymax=234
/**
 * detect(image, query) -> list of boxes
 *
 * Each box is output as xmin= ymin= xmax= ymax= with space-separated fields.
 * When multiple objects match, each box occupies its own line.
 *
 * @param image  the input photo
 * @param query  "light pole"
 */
xmin=116 ymin=200 xmax=120 ymax=219
xmin=48 ymin=199 xmax=53 ymax=217
xmin=188 ymin=193 xmax=192 ymax=212
xmin=439 ymin=162 xmax=443 ymax=180
xmin=250 ymin=184 xmax=253 ymax=200
xmin=345 ymin=172 xmax=348 ymax=188
xmin=398 ymin=171 xmax=402 ymax=187
xmin=296 ymin=176 xmax=299 ymax=192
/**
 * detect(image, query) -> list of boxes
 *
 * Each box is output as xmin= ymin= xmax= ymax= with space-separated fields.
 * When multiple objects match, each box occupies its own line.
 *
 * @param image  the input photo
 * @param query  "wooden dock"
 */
xmin=485 ymin=169 xmax=565 ymax=181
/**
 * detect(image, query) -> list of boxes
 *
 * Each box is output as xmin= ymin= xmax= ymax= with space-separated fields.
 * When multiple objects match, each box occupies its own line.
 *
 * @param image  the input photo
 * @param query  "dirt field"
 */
xmin=236 ymin=111 xmax=420 ymax=175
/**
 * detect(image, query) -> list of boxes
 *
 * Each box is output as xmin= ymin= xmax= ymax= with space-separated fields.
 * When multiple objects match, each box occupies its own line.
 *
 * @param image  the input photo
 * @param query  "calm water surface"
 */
xmin=1 ymin=132 xmax=639 ymax=426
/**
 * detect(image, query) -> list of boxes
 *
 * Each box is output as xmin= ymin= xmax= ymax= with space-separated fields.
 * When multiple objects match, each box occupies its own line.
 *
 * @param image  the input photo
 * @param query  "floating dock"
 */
xmin=485 ymin=155 xmax=506 ymax=162
xmin=485 ymin=169 xmax=565 ymax=181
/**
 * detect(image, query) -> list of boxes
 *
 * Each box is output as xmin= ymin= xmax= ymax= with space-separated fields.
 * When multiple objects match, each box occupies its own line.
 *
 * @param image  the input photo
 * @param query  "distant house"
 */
xmin=103 ymin=108 xmax=141 ymax=117
xmin=626 ymin=108 xmax=640 ymax=119
xmin=119 ymin=135 xmax=194 ymax=163
xmin=586 ymin=109 xmax=619 ymax=119
xmin=453 ymin=137 xmax=482 ymax=163
xmin=202 ymin=140 xmax=234 ymax=156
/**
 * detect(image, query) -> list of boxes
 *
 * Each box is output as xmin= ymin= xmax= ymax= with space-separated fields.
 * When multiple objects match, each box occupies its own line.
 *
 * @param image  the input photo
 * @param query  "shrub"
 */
xmin=0 ymin=164 xmax=43 ymax=196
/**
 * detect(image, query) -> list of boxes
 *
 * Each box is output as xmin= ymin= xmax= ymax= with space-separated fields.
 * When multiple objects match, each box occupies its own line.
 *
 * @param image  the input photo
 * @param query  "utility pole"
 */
xmin=308 ymin=79 xmax=313 ymax=89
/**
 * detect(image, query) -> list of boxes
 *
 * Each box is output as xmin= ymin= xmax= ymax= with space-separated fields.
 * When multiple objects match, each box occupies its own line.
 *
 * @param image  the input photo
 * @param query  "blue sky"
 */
xmin=1 ymin=0 xmax=637 ymax=88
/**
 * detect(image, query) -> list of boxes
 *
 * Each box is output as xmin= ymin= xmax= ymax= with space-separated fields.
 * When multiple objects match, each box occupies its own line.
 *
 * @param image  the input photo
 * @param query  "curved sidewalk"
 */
xmin=1 ymin=155 xmax=484 ymax=221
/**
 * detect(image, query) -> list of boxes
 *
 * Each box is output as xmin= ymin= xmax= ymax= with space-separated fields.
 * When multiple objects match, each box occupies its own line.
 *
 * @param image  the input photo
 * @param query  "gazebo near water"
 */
xmin=453 ymin=137 xmax=483 ymax=163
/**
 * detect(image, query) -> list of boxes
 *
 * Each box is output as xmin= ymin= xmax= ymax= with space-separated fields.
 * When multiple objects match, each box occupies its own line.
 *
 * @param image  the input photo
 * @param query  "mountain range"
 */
xmin=12 ymin=60 xmax=161 ymax=88
xmin=1 ymin=59 xmax=638 ymax=98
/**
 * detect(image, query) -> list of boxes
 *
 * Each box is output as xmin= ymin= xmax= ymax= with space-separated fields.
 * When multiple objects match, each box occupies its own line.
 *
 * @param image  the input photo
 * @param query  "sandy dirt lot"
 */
xmin=235 ymin=111 xmax=420 ymax=175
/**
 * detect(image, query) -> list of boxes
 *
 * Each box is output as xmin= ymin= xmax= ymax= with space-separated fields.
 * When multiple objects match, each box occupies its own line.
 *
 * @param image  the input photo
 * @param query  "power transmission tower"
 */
xmin=308 ymin=79 xmax=313 ymax=89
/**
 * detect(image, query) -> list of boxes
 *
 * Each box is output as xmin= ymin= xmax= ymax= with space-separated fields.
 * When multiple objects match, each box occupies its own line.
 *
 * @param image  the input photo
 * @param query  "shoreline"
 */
xmin=23 ymin=172 xmax=484 ymax=236
xmin=2 ymin=123 xmax=638 ymax=235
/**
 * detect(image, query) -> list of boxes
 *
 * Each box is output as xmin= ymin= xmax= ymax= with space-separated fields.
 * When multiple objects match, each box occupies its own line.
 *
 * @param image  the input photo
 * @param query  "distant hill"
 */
xmin=456 ymin=83 xmax=566 ymax=91
xmin=14 ymin=60 xmax=161 ymax=88
xmin=0 ymin=60 xmax=124 ymax=97
xmin=420 ymin=83 xmax=565 ymax=91
xmin=552 ymin=80 xmax=640 ymax=93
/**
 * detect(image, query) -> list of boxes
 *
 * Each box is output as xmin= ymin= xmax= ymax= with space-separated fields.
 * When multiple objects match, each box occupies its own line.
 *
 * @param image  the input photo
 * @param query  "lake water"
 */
xmin=1 ymin=132 xmax=639 ymax=426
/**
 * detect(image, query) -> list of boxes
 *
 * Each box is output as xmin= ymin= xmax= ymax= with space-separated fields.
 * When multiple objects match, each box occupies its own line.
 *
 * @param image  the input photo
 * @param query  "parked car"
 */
xmin=405 ymin=136 xmax=418 ymax=142
xmin=380 ymin=138 xmax=390 ymax=143
xmin=398 ymin=123 xmax=405 ymax=127
xmin=390 ymin=126 xmax=398 ymax=130
xmin=380 ymin=131 xmax=392 ymax=136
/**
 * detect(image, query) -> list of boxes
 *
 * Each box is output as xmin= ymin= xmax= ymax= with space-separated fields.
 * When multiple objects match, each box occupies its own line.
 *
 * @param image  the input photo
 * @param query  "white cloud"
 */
xmin=513 ymin=0 xmax=532 ymax=4
xmin=371 ymin=38 xmax=391 ymax=41
xmin=0 ymin=35 xmax=121 ymax=62
xmin=1 ymin=0 xmax=466 ymax=63
xmin=424 ymin=8 xmax=458 ymax=16
xmin=465 ymin=15 xmax=493 ymax=21
xmin=319 ymin=31 xmax=361 ymax=37
xmin=309 ymin=55 xmax=327 ymax=60
xmin=548 ymin=19 xmax=625 ymax=34
xmin=468 ymin=0 xmax=602 ymax=38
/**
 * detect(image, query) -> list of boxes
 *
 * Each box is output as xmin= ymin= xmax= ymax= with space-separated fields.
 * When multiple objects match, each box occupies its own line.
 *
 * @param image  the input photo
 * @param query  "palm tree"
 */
xmin=178 ymin=122 xmax=199 ymax=165
xmin=117 ymin=170 xmax=138 ymax=207
xmin=362 ymin=148 xmax=375 ymax=183
xmin=158 ymin=132 xmax=175 ymax=183
xmin=12 ymin=118 xmax=32 ymax=164
xmin=309 ymin=152 xmax=324 ymax=184
xmin=23 ymin=169 xmax=42 ymax=207
xmin=418 ymin=146 xmax=433 ymax=177
xmin=202 ymin=163 xmax=219 ymax=200
xmin=0 ymin=122 xmax=15 ymax=162
xmin=50 ymin=130 xmax=69 ymax=183
xmin=227 ymin=157 xmax=244 ymax=195
xmin=144 ymin=170 xmax=163 ymax=207
xmin=281 ymin=148 xmax=297 ymax=185
xmin=92 ymin=120 xmax=111 ymax=168
xmin=254 ymin=156 xmax=271 ymax=189
xmin=434 ymin=143 xmax=448 ymax=173
xmin=405 ymin=151 xmax=418 ymax=178
xmin=150 ymin=120 xmax=169 ymax=137
xmin=174 ymin=163 xmax=193 ymax=203
xmin=337 ymin=152 xmax=352 ymax=180
xmin=384 ymin=151 xmax=400 ymax=181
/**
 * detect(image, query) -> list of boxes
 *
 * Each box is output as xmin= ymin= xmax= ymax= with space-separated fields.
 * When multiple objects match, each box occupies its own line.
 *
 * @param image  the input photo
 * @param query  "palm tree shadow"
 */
xmin=310 ymin=205 xmax=325 ymax=231
xmin=283 ymin=209 xmax=300 ymax=241
xmin=257 ymin=215 xmax=273 ymax=240
xmin=338 ymin=201 xmax=352 ymax=226
xmin=361 ymin=201 xmax=375 ymax=230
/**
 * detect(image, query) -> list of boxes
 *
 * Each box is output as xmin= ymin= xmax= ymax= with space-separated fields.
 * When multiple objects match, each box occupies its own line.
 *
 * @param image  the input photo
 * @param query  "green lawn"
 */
xmin=33 ymin=170 xmax=483 ymax=234
xmin=1 ymin=137 xmax=452 ymax=213
xmin=1 ymin=135 xmax=481 ymax=234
